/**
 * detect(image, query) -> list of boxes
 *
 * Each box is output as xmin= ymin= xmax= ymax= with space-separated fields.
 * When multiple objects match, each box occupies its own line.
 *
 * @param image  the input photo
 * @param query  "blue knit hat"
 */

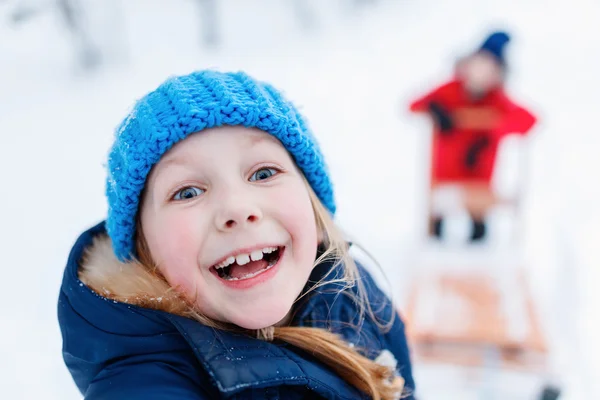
xmin=106 ymin=70 xmax=335 ymax=261
xmin=478 ymin=31 xmax=510 ymax=66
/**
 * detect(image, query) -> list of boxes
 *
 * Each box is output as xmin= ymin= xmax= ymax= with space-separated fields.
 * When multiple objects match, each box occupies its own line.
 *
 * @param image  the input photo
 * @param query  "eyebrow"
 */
xmin=148 ymin=153 xmax=195 ymax=187
xmin=150 ymin=131 xmax=281 ymax=181
xmin=246 ymin=132 xmax=280 ymax=148
xmin=154 ymin=154 xmax=191 ymax=172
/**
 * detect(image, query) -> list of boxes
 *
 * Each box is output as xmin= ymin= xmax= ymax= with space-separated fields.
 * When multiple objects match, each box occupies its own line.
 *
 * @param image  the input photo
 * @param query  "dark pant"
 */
xmin=433 ymin=217 xmax=486 ymax=242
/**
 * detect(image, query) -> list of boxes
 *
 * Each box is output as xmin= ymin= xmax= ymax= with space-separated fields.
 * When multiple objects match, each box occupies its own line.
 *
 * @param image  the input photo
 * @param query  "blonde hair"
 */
xmin=135 ymin=182 xmax=406 ymax=400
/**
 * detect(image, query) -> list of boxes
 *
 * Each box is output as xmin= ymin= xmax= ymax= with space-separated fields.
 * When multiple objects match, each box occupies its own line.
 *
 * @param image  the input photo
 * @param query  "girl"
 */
xmin=58 ymin=70 xmax=415 ymax=399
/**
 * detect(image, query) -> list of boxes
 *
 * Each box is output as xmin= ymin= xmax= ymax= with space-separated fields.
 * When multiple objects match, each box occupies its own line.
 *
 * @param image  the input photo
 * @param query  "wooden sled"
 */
xmin=403 ymin=269 xmax=548 ymax=372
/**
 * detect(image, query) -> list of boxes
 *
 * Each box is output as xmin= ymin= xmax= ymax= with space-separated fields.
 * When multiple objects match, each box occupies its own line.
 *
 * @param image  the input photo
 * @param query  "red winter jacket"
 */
xmin=410 ymin=79 xmax=536 ymax=184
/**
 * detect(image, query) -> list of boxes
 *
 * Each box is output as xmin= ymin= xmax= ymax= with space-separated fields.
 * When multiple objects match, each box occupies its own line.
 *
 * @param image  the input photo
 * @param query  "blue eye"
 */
xmin=250 ymin=168 xmax=278 ymax=182
xmin=173 ymin=187 xmax=204 ymax=200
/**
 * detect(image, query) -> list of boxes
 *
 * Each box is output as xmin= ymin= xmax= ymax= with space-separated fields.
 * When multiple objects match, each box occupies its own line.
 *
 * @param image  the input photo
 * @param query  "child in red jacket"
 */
xmin=410 ymin=31 xmax=536 ymax=241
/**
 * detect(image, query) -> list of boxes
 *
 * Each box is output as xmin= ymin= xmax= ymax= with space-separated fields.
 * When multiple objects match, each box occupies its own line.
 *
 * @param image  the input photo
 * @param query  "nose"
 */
xmin=214 ymin=197 xmax=263 ymax=232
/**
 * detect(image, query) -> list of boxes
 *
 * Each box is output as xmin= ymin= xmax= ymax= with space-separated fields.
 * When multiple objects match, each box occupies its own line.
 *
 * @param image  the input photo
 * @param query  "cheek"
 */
xmin=489 ymin=69 xmax=502 ymax=84
xmin=271 ymin=181 xmax=318 ymax=249
xmin=143 ymin=211 xmax=204 ymax=295
xmin=149 ymin=213 xmax=197 ymax=259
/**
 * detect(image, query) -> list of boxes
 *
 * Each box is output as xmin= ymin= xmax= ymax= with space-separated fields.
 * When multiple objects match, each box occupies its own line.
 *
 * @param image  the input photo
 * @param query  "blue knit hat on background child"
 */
xmin=477 ymin=31 xmax=511 ymax=67
xmin=106 ymin=70 xmax=335 ymax=261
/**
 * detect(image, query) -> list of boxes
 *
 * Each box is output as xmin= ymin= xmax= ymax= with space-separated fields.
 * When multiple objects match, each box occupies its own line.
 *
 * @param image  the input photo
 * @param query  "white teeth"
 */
xmin=215 ymin=256 xmax=236 ymax=270
xmin=250 ymin=250 xmax=263 ymax=261
xmin=235 ymin=253 xmax=251 ymax=266
xmin=214 ymin=247 xmax=280 ymax=269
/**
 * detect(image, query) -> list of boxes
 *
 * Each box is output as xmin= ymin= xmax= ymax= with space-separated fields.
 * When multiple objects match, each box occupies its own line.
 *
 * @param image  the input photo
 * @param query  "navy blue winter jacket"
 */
xmin=58 ymin=222 xmax=415 ymax=399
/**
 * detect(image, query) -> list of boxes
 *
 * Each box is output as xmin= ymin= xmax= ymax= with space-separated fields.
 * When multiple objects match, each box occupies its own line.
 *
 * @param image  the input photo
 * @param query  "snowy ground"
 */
xmin=1 ymin=0 xmax=598 ymax=398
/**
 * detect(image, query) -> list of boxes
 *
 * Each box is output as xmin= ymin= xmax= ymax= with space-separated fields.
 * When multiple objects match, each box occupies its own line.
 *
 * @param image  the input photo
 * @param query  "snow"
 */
xmin=1 ymin=0 xmax=598 ymax=398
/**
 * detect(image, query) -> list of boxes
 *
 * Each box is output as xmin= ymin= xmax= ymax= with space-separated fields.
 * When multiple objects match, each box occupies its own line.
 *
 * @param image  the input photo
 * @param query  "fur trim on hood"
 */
xmin=79 ymin=234 xmax=192 ymax=317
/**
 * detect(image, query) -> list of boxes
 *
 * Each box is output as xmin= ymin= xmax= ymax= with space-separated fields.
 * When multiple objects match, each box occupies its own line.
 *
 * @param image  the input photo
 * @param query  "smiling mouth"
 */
xmin=211 ymin=247 xmax=283 ymax=281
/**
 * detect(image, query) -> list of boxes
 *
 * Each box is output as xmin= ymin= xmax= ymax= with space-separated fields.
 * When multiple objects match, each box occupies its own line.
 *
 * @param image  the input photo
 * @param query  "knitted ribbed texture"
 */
xmin=106 ymin=70 xmax=335 ymax=260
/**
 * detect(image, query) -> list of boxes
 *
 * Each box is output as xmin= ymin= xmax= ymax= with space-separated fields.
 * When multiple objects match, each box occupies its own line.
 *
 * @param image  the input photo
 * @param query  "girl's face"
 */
xmin=140 ymin=127 xmax=319 ymax=330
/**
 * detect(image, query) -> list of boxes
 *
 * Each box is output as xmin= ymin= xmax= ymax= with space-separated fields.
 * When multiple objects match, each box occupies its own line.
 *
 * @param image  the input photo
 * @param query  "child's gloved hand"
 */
xmin=464 ymin=133 xmax=490 ymax=169
xmin=428 ymin=101 xmax=454 ymax=134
